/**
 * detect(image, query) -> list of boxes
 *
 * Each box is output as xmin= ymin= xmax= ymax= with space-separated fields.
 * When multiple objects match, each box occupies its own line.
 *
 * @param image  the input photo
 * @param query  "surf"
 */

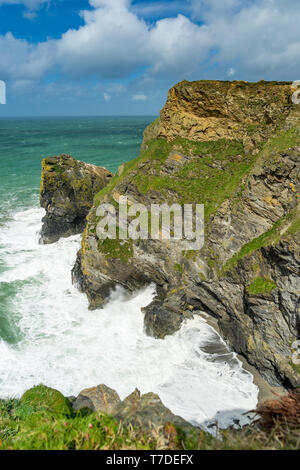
xmin=0 ymin=206 xmax=258 ymax=431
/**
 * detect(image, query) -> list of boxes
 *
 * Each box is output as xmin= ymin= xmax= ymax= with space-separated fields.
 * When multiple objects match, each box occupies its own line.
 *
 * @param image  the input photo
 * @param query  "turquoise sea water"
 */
xmin=0 ymin=116 xmax=153 ymax=352
xmin=0 ymin=117 xmax=258 ymax=430
xmin=0 ymin=117 xmax=154 ymax=220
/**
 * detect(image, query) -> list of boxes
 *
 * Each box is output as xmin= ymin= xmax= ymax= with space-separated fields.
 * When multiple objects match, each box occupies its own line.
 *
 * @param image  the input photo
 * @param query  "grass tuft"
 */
xmin=247 ymin=277 xmax=276 ymax=295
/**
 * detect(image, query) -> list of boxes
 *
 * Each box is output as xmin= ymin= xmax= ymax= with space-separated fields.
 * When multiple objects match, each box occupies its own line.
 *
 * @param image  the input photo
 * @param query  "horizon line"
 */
xmin=0 ymin=114 xmax=158 ymax=118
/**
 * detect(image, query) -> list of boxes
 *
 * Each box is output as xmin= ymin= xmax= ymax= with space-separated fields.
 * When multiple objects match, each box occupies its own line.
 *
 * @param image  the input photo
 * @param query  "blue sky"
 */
xmin=0 ymin=0 xmax=299 ymax=116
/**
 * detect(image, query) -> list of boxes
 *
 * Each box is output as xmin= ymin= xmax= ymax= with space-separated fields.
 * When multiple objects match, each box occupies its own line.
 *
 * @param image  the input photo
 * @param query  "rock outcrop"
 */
xmin=71 ymin=80 xmax=300 ymax=389
xmin=143 ymin=80 xmax=293 ymax=152
xmin=72 ymin=384 xmax=121 ymax=414
xmin=40 ymin=154 xmax=112 ymax=243
xmin=72 ymin=385 xmax=194 ymax=433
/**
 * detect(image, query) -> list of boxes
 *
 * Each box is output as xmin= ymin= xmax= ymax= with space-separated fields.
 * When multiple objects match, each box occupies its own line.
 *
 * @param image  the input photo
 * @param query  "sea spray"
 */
xmin=0 ymin=206 xmax=258 ymax=430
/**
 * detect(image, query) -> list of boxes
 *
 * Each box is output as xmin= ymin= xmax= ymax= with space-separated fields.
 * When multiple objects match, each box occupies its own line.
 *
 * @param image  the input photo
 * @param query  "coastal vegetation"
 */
xmin=1 ymin=386 xmax=299 ymax=450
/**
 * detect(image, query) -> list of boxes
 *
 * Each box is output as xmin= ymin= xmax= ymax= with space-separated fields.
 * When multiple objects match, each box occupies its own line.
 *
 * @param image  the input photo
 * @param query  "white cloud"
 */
xmin=0 ymin=33 xmax=56 ymax=80
xmin=227 ymin=67 xmax=236 ymax=77
xmin=103 ymin=92 xmax=112 ymax=101
xmin=107 ymin=84 xmax=126 ymax=94
xmin=23 ymin=9 xmax=38 ymax=20
xmin=0 ymin=0 xmax=49 ymax=8
xmin=56 ymin=0 xmax=149 ymax=78
xmin=1 ymin=0 xmax=300 ymax=92
xmin=11 ymin=78 xmax=36 ymax=93
xmin=191 ymin=0 xmax=243 ymax=19
xmin=132 ymin=1 xmax=190 ymax=18
xmin=132 ymin=93 xmax=147 ymax=101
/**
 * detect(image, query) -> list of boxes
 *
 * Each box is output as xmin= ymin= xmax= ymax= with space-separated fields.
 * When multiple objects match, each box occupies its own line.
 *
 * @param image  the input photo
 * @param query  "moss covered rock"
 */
xmin=20 ymin=385 xmax=72 ymax=416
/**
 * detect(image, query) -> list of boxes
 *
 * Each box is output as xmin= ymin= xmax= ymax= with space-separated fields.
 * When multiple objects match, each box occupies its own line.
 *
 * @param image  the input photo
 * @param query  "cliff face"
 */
xmin=40 ymin=154 xmax=112 ymax=243
xmin=72 ymin=80 xmax=300 ymax=389
xmin=143 ymin=80 xmax=292 ymax=151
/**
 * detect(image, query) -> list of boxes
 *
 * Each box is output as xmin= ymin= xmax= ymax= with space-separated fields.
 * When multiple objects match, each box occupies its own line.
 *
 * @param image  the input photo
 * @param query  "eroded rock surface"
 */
xmin=73 ymin=384 xmax=121 ymax=414
xmin=40 ymin=154 xmax=112 ymax=243
xmin=72 ymin=385 xmax=194 ymax=433
xmin=143 ymin=80 xmax=293 ymax=151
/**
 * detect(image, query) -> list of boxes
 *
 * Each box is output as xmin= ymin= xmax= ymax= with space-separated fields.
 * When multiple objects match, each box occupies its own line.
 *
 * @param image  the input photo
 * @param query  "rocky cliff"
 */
xmin=40 ymin=154 xmax=112 ymax=243
xmin=71 ymin=80 xmax=300 ymax=389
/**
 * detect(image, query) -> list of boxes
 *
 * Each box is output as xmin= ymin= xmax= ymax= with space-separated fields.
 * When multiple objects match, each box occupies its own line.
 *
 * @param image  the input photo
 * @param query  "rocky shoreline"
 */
xmin=39 ymin=80 xmax=300 ymax=402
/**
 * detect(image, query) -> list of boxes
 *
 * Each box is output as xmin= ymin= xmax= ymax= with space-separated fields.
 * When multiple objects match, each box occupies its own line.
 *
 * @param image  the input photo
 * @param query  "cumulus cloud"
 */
xmin=1 ymin=0 xmax=300 ymax=90
xmin=132 ymin=1 xmax=190 ymax=18
xmin=56 ymin=0 xmax=149 ymax=78
xmin=132 ymin=93 xmax=147 ymax=101
xmin=0 ymin=32 xmax=56 ymax=80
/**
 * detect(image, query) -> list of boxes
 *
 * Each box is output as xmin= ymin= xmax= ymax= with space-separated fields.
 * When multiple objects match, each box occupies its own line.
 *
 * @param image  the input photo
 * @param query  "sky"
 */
xmin=0 ymin=0 xmax=299 ymax=116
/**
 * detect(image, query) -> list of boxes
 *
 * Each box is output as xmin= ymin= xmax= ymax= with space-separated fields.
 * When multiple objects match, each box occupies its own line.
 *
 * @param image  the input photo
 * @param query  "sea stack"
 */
xmin=40 ymin=154 xmax=112 ymax=244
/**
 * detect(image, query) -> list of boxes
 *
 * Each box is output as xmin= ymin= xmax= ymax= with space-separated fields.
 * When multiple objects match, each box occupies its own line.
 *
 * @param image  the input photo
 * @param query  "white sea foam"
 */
xmin=0 ymin=207 xmax=258 ymax=430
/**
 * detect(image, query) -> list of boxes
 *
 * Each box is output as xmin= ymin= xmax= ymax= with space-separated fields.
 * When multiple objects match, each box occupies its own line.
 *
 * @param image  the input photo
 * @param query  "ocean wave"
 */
xmin=0 ymin=206 xmax=258 ymax=431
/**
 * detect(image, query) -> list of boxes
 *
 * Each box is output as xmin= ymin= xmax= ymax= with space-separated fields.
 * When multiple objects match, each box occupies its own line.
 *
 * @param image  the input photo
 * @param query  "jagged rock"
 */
xmin=70 ymin=80 xmax=300 ymax=388
xmin=73 ymin=384 xmax=121 ymax=413
xmin=143 ymin=80 xmax=293 ymax=150
xmin=71 ymin=385 xmax=195 ymax=433
xmin=143 ymin=292 xmax=193 ymax=339
xmin=113 ymin=388 xmax=194 ymax=433
xmin=40 ymin=154 xmax=112 ymax=244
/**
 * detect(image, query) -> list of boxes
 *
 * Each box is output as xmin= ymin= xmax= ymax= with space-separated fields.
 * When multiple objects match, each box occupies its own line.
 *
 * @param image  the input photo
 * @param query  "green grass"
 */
xmin=247 ymin=277 xmax=276 ymax=295
xmin=221 ymin=208 xmax=300 ymax=274
xmin=53 ymin=164 xmax=65 ymax=174
xmin=221 ymin=224 xmax=278 ymax=274
xmin=260 ymin=127 xmax=300 ymax=157
xmin=91 ymin=123 xmax=300 ymax=265
xmin=20 ymin=385 xmax=72 ymax=417
xmin=1 ymin=409 xmax=163 ymax=451
xmin=90 ymin=136 xmax=254 ymax=260
xmin=174 ymin=263 xmax=183 ymax=273
xmin=93 ymin=138 xmax=172 ymax=207
xmin=98 ymin=237 xmax=133 ymax=262
xmin=1 ymin=398 xmax=300 ymax=450
xmin=132 ymin=137 xmax=254 ymax=221
xmin=287 ymin=216 xmax=300 ymax=235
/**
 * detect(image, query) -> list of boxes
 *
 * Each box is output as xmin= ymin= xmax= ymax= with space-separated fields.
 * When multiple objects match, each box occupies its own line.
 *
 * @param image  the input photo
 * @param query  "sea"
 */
xmin=0 ymin=116 xmax=258 ymax=431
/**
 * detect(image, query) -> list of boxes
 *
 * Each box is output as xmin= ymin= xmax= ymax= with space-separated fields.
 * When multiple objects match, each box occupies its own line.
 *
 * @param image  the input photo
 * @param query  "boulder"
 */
xmin=20 ymin=384 xmax=72 ymax=416
xmin=72 ymin=384 xmax=121 ymax=414
xmin=143 ymin=292 xmax=192 ymax=339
